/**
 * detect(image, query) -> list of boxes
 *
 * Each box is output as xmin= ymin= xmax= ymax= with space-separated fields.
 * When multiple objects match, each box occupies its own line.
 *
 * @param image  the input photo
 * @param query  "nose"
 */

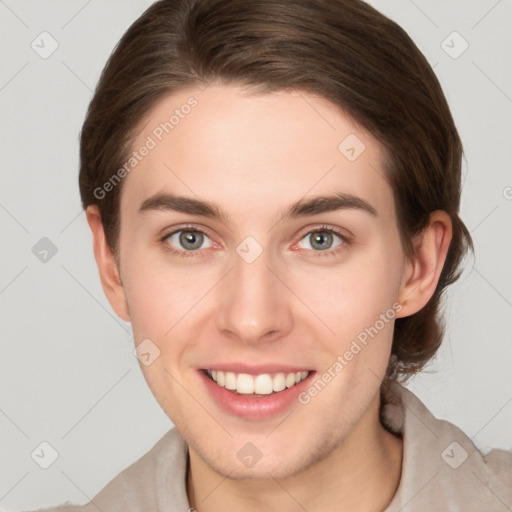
xmin=216 ymin=246 xmax=293 ymax=345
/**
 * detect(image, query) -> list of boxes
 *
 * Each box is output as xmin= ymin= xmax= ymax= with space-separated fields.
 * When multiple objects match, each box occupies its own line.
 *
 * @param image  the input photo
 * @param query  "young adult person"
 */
xmin=29 ymin=0 xmax=512 ymax=510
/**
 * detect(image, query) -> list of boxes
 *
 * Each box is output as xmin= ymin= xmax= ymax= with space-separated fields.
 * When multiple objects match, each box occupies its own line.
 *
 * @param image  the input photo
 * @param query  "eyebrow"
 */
xmin=138 ymin=191 xmax=378 ymax=223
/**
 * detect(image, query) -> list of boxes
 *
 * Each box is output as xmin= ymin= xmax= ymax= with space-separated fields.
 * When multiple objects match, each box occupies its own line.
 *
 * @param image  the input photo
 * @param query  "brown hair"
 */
xmin=79 ymin=0 xmax=473 ymax=383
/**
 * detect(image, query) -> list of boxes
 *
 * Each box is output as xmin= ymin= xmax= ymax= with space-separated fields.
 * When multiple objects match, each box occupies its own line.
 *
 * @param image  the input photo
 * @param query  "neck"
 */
xmin=186 ymin=392 xmax=403 ymax=512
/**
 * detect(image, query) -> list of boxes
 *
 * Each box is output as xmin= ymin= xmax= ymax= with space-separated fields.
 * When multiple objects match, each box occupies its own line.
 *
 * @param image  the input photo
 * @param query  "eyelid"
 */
xmin=158 ymin=222 xmax=213 ymax=239
xmin=296 ymin=223 xmax=352 ymax=241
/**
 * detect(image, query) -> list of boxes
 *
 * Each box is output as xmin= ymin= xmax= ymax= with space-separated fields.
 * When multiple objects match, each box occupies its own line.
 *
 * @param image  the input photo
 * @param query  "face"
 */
xmin=113 ymin=84 xmax=410 ymax=479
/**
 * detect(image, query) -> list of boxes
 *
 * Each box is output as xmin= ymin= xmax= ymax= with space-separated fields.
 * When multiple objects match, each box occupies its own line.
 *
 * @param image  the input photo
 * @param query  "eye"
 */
xmin=296 ymin=226 xmax=348 ymax=254
xmin=161 ymin=227 xmax=213 ymax=257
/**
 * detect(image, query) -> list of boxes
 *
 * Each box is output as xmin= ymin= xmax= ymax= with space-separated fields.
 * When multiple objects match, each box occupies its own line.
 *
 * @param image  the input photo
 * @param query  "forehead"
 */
xmin=121 ymin=84 xmax=395 ymax=225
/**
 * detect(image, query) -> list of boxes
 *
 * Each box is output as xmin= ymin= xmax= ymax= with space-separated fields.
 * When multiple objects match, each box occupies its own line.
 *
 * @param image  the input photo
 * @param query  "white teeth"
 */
xmin=254 ymin=374 xmax=273 ymax=395
xmin=273 ymin=373 xmax=286 ymax=392
xmin=207 ymin=369 xmax=310 ymax=395
xmin=237 ymin=373 xmax=254 ymax=394
xmin=225 ymin=372 xmax=237 ymax=390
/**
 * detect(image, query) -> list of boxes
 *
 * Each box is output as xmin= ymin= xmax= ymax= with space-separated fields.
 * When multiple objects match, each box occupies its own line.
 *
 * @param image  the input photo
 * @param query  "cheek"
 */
xmin=293 ymin=246 xmax=403 ymax=339
xmin=122 ymin=260 xmax=204 ymax=411
xmin=124 ymin=264 xmax=199 ymax=339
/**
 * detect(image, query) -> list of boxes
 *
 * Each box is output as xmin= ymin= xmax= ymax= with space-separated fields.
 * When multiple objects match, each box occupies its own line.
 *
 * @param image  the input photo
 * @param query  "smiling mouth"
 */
xmin=202 ymin=369 xmax=311 ymax=396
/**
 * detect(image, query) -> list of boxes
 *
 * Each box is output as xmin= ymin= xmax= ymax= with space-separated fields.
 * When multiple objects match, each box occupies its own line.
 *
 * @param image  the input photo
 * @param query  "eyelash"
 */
xmin=159 ymin=224 xmax=351 ymax=259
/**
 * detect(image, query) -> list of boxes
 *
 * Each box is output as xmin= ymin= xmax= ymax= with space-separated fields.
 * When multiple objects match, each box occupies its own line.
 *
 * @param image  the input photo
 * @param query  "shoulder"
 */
xmin=383 ymin=382 xmax=512 ymax=511
xmin=23 ymin=427 xmax=189 ymax=512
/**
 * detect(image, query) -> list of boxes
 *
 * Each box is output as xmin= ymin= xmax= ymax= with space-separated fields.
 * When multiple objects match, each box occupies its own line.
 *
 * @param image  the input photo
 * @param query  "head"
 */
xmin=80 ymin=0 xmax=473 ymax=479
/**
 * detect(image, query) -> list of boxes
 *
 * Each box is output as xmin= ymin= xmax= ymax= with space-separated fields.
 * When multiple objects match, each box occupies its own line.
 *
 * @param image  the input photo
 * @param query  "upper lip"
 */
xmin=200 ymin=363 xmax=314 ymax=375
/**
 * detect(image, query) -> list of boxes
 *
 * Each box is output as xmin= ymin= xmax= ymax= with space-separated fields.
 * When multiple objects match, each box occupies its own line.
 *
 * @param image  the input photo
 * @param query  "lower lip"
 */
xmin=198 ymin=370 xmax=315 ymax=420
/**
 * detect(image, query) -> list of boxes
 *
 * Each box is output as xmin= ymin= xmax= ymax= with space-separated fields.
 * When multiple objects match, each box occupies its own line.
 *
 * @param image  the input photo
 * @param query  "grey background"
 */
xmin=1 ymin=0 xmax=511 ymax=510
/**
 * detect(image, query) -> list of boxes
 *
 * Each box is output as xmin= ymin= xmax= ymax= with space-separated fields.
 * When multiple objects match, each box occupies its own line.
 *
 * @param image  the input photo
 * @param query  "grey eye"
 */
xmin=298 ymin=230 xmax=343 ymax=251
xmin=165 ymin=230 xmax=212 ymax=251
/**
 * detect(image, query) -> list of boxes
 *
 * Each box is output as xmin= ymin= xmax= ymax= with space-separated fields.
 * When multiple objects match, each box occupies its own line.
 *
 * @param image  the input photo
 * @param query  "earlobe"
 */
xmin=86 ymin=205 xmax=131 ymax=322
xmin=396 ymin=210 xmax=453 ymax=318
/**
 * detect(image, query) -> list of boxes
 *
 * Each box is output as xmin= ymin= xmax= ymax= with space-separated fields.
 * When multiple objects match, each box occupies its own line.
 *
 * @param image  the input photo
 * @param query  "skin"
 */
xmin=87 ymin=84 xmax=452 ymax=511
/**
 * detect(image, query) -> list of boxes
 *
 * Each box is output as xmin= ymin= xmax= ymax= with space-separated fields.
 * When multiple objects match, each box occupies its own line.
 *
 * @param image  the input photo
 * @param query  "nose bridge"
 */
xmin=217 ymin=242 xmax=291 ymax=343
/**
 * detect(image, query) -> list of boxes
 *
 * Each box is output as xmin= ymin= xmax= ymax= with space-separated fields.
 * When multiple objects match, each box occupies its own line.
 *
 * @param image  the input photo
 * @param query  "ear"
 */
xmin=86 ymin=205 xmax=130 ymax=322
xmin=396 ymin=210 xmax=453 ymax=318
